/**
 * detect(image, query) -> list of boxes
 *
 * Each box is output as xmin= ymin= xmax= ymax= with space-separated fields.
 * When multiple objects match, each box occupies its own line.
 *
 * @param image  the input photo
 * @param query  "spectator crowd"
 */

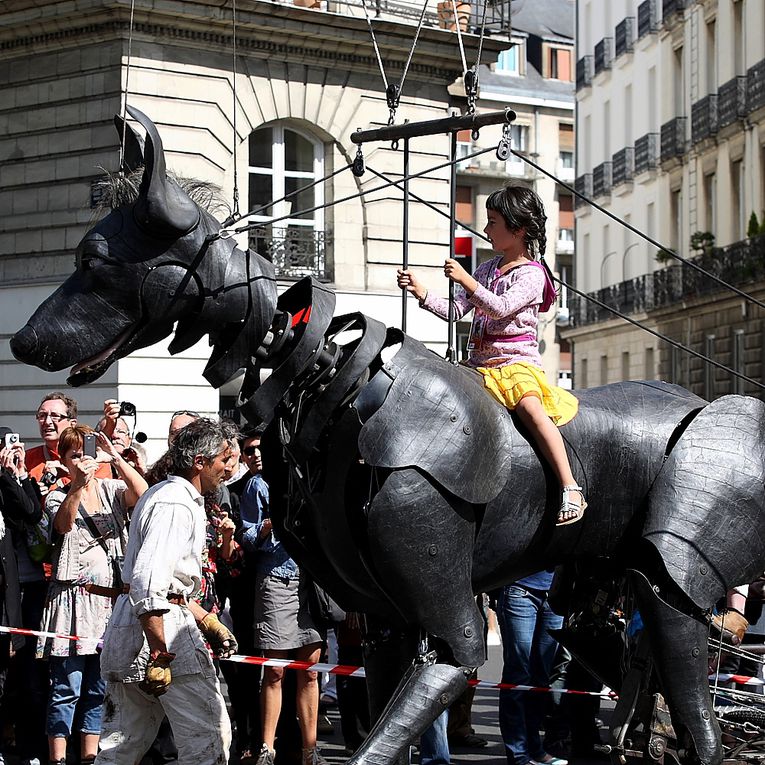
xmin=14 ymin=390 xmax=751 ymax=765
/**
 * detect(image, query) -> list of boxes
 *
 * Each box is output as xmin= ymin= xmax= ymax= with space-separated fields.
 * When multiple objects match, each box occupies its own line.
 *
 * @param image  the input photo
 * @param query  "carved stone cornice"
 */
xmin=0 ymin=0 xmax=510 ymax=84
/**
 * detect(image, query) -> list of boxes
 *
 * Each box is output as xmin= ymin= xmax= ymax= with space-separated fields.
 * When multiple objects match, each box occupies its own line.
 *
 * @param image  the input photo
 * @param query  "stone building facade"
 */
xmin=567 ymin=0 xmax=765 ymax=397
xmin=0 ymin=0 xmax=574 ymax=457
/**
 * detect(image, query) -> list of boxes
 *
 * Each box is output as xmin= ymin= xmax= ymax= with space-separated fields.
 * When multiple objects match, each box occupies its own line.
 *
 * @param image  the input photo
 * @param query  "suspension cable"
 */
xmin=118 ymin=0 xmax=137 ymax=173
xmin=513 ymin=149 xmax=765 ymax=314
xmin=451 ymin=0 xmax=468 ymax=77
xmin=230 ymin=144 xmax=493 ymax=235
xmin=223 ymin=164 xmax=352 ymax=229
xmin=230 ymin=0 xmax=241 ymax=220
xmin=563 ymin=278 xmax=765 ymax=393
xmin=360 ymin=0 xmax=389 ymax=92
xmin=359 ymin=0 xmax=429 ymax=124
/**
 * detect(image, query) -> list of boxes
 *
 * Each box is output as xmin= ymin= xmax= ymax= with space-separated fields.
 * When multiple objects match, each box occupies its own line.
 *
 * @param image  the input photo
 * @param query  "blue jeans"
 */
xmin=420 ymin=709 xmax=449 ymax=765
xmin=47 ymin=654 xmax=106 ymax=738
xmin=496 ymin=584 xmax=563 ymax=765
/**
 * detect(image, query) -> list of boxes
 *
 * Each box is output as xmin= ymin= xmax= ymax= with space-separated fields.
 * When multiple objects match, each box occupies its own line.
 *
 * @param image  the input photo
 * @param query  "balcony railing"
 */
xmin=662 ymin=0 xmax=687 ymax=22
xmin=660 ymin=117 xmax=686 ymax=162
xmin=574 ymin=173 xmax=592 ymax=209
xmin=250 ymin=226 xmax=331 ymax=281
xmin=569 ymin=234 xmax=765 ymax=327
xmin=612 ymin=147 xmax=635 ymax=186
xmin=691 ymin=95 xmax=718 ymax=144
xmin=637 ymin=0 xmax=658 ymax=38
xmin=321 ymin=0 xmax=510 ymax=33
xmin=718 ymin=76 xmax=747 ymax=128
xmin=634 ymin=132 xmax=659 ymax=174
xmin=592 ymin=161 xmax=612 ymax=198
xmin=594 ymin=37 xmax=613 ymax=75
xmin=615 ymin=17 xmax=635 ymax=58
xmin=576 ymin=55 xmax=593 ymax=90
xmin=748 ymin=59 xmax=765 ymax=114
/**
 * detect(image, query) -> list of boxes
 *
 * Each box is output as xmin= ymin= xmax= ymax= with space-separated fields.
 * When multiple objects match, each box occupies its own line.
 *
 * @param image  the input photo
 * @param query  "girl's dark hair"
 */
xmin=485 ymin=185 xmax=547 ymax=260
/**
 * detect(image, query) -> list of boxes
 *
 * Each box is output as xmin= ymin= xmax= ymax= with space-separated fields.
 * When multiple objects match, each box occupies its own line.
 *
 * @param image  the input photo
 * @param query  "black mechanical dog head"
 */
xmin=11 ymin=107 xmax=277 ymax=387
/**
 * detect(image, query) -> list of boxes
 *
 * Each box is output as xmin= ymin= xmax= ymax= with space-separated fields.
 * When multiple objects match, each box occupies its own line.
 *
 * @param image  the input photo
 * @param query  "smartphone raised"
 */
xmin=83 ymin=433 xmax=97 ymax=459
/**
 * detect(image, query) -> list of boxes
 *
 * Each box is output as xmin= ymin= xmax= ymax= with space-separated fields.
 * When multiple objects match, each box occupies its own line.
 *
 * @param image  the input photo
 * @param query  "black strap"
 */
xmin=77 ymin=504 xmax=122 ymax=589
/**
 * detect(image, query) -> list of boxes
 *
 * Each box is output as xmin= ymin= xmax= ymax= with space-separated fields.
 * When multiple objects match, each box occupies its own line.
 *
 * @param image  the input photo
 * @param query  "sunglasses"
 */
xmin=171 ymin=410 xmax=200 ymax=419
xmin=243 ymin=446 xmax=260 ymax=457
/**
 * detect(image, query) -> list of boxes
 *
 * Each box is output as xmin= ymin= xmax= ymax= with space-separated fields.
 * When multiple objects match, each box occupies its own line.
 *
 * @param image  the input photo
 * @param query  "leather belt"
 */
xmin=82 ymin=582 xmax=122 ymax=599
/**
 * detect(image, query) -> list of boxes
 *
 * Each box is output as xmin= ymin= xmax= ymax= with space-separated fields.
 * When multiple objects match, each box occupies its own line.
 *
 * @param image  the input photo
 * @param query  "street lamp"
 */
xmin=621 ymin=242 xmax=642 ymax=282
xmin=600 ymin=251 xmax=618 ymax=289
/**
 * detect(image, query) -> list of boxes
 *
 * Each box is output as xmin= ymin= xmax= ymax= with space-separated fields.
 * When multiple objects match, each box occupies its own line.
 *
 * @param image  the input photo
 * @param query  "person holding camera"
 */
xmin=97 ymin=400 xmax=147 ymax=476
xmin=37 ymin=425 xmax=147 ymax=765
xmin=0 ymin=427 xmax=48 ymax=765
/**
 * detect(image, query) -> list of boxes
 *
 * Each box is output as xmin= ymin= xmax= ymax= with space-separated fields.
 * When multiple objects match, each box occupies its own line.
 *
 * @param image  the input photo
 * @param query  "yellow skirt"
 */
xmin=477 ymin=362 xmax=579 ymax=426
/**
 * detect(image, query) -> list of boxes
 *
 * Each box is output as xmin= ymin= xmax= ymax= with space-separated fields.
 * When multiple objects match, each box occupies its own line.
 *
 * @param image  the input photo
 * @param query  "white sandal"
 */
xmin=557 ymin=485 xmax=587 ymax=526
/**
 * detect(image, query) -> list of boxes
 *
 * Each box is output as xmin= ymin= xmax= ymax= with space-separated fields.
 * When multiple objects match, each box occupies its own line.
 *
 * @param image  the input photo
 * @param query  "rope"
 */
xmin=359 ymin=0 xmax=429 ymax=123
xmin=360 ymin=0 xmax=389 ymax=91
xmin=563 ymin=278 xmax=765 ymax=392
xmin=223 ymin=164 xmax=352 ymax=230
xmin=513 ymin=149 xmax=765 ymax=314
xmin=451 ymin=0 xmax=468 ymax=75
xmin=119 ymin=0 xmax=137 ymax=173
xmin=399 ymin=0 xmax=429 ymax=99
xmin=231 ymin=146 xmax=492 ymax=235
xmin=230 ymin=0 xmax=241 ymax=219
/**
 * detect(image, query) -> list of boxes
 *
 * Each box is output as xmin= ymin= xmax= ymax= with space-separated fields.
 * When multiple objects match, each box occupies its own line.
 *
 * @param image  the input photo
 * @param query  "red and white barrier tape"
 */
xmin=6 ymin=624 xmax=761 ymax=694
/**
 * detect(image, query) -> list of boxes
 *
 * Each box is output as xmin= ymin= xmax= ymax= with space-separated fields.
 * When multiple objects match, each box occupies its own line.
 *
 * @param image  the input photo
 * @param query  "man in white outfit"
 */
xmin=96 ymin=418 xmax=238 ymax=764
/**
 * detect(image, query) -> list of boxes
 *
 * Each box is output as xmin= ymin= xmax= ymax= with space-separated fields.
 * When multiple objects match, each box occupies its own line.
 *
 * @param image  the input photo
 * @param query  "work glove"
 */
xmin=139 ymin=651 xmax=176 ymax=697
xmin=711 ymin=609 xmax=749 ymax=645
xmin=200 ymin=612 xmax=238 ymax=659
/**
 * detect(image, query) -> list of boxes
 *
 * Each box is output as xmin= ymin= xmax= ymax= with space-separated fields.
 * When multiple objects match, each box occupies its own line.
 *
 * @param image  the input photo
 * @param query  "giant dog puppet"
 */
xmin=12 ymin=108 xmax=765 ymax=765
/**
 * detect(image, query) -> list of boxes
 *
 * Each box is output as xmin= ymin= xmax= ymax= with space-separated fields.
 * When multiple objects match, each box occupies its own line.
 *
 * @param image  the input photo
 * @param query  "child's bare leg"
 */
xmin=515 ymin=395 xmax=585 ymax=523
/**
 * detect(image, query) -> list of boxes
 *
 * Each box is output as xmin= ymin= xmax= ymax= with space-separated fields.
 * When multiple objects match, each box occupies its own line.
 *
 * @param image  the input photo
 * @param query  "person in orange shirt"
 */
xmin=25 ymin=393 xmax=79 ymax=497
xmin=26 ymin=393 xmax=112 ymax=497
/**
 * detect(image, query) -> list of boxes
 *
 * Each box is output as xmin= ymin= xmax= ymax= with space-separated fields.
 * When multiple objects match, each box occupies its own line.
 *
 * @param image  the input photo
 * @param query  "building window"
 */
xmin=506 ymin=124 xmax=529 ymax=175
xmin=600 ymin=354 xmax=608 ymax=385
xmin=497 ymin=40 xmax=524 ymax=75
xmin=547 ymin=46 xmax=573 ymax=81
xmin=247 ymin=124 xmax=328 ymax=280
xmin=703 ymin=173 xmax=716 ymax=235
xmin=731 ymin=159 xmax=745 ymax=241
xmin=645 ymin=347 xmax=655 ymax=380
xmin=559 ymin=150 xmax=574 ymax=168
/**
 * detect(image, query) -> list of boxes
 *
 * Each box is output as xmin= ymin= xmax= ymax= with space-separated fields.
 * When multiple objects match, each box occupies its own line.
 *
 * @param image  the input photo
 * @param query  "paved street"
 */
xmin=317 ymin=643 xmax=614 ymax=765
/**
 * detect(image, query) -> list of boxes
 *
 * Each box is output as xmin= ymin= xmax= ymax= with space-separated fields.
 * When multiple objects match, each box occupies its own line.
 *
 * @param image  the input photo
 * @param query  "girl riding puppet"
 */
xmin=397 ymin=185 xmax=585 ymax=525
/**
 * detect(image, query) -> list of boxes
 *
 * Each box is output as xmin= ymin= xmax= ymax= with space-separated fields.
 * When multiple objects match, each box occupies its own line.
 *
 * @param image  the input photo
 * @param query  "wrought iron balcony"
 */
xmin=637 ymin=0 xmax=658 ymax=38
xmin=576 ymin=55 xmax=593 ymax=90
xmin=574 ymin=173 xmax=592 ymax=209
xmin=592 ymin=161 xmax=612 ymax=198
xmin=594 ymin=37 xmax=613 ymax=75
xmin=612 ymin=147 xmax=634 ymax=186
xmin=249 ymin=226 xmax=331 ymax=281
xmin=718 ymin=76 xmax=747 ymax=128
xmin=748 ymin=59 xmax=765 ymax=114
xmin=660 ymin=117 xmax=686 ymax=162
xmin=691 ymin=95 xmax=718 ymax=144
xmin=662 ymin=0 xmax=687 ymax=22
xmin=319 ymin=0 xmax=510 ymax=34
xmin=569 ymin=234 xmax=765 ymax=327
xmin=615 ymin=17 xmax=635 ymax=58
xmin=634 ymin=133 xmax=659 ymax=174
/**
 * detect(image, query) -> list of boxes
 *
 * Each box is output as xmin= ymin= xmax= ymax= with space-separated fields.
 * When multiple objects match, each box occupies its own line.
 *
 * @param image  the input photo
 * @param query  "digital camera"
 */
xmin=118 ymin=401 xmax=137 ymax=418
xmin=4 ymin=433 xmax=19 ymax=450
